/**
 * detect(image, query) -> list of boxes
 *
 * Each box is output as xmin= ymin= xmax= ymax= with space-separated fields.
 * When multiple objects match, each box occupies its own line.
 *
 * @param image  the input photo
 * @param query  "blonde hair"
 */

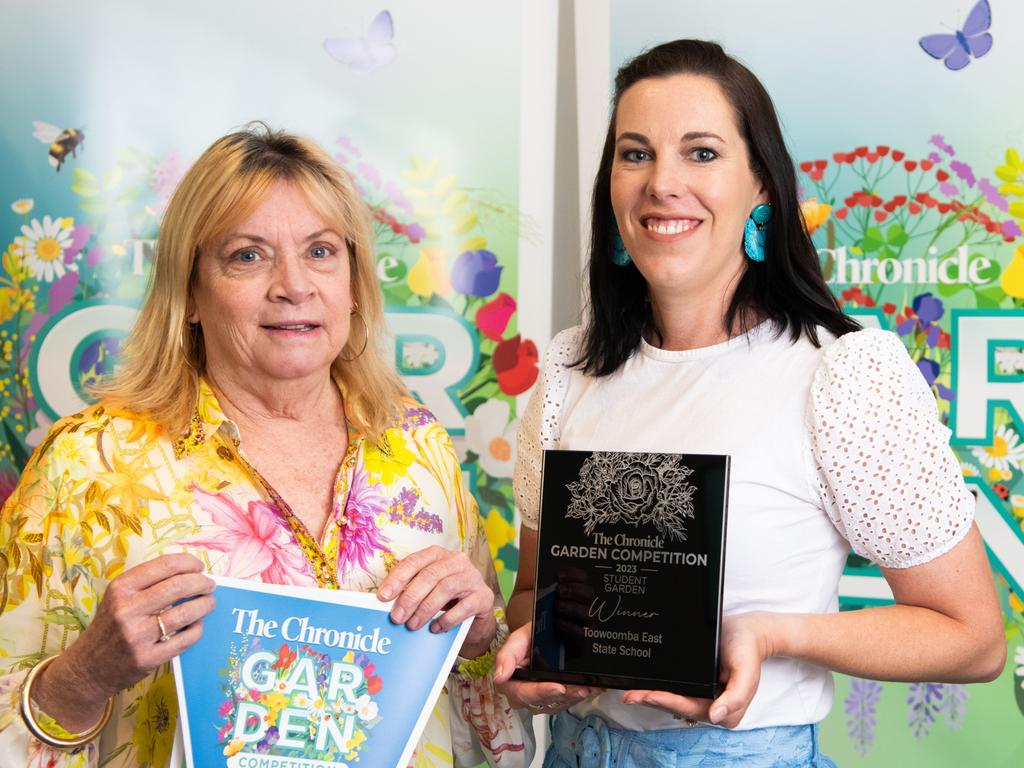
xmin=94 ymin=124 xmax=408 ymax=442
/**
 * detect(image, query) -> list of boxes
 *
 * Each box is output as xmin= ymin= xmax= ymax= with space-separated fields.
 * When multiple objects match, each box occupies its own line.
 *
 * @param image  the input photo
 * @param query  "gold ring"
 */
xmin=156 ymin=613 xmax=171 ymax=643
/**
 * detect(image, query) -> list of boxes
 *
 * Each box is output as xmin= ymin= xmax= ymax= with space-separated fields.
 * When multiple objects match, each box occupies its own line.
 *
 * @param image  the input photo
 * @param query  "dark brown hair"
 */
xmin=576 ymin=39 xmax=858 ymax=376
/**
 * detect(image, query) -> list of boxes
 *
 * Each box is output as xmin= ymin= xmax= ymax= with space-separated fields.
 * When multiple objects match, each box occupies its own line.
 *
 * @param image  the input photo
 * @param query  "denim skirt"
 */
xmin=543 ymin=710 xmax=838 ymax=768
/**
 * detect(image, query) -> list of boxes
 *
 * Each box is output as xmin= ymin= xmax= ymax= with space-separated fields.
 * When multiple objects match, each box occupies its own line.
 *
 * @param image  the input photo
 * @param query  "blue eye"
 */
xmin=236 ymin=249 xmax=259 ymax=263
xmin=693 ymin=148 xmax=717 ymax=162
xmin=311 ymin=245 xmax=330 ymax=259
xmin=621 ymin=149 xmax=651 ymax=163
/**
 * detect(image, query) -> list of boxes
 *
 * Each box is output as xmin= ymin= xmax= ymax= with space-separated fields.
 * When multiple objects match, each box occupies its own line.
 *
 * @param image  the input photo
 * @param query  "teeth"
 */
xmin=645 ymin=219 xmax=699 ymax=235
xmin=274 ymin=324 xmax=315 ymax=330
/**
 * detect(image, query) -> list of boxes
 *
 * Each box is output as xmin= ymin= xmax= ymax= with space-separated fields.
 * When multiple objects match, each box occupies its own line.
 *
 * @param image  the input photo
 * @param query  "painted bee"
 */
xmin=32 ymin=121 xmax=85 ymax=172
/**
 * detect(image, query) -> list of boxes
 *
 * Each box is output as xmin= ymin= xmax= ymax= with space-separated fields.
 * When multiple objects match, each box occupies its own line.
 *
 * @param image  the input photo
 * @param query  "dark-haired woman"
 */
xmin=494 ymin=39 xmax=1004 ymax=767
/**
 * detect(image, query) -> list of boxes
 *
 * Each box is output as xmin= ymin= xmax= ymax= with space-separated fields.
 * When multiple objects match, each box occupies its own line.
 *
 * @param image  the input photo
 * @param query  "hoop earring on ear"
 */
xmin=341 ymin=303 xmax=369 ymax=362
xmin=611 ymin=217 xmax=632 ymax=267
xmin=743 ymin=203 xmax=773 ymax=262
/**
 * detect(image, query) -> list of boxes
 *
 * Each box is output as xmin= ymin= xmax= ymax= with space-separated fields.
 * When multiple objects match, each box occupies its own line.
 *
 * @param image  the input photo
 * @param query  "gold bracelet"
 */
xmin=19 ymin=654 xmax=114 ymax=751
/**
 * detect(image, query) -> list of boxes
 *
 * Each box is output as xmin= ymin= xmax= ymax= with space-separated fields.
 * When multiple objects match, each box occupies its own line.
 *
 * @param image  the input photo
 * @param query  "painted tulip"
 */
xmin=407 ymin=247 xmax=451 ymax=298
xmin=799 ymin=198 xmax=831 ymax=235
xmin=451 ymin=249 xmax=502 ymax=297
xmin=493 ymin=335 xmax=538 ymax=395
xmin=475 ymin=293 xmax=516 ymax=341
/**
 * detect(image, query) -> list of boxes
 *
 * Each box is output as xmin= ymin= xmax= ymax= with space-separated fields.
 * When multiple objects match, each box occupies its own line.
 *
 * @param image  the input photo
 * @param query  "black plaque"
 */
xmin=516 ymin=450 xmax=729 ymax=697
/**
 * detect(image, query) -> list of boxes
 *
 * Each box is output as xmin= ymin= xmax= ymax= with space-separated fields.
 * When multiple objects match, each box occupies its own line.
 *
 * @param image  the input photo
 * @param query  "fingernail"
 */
xmin=391 ymin=609 xmax=405 ymax=624
xmin=429 ymin=621 xmax=442 ymax=633
xmin=709 ymin=705 xmax=727 ymax=723
xmin=378 ymin=587 xmax=393 ymax=601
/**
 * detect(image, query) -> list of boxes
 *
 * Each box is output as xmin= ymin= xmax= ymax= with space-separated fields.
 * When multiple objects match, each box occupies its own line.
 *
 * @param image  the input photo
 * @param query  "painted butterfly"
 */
xmin=919 ymin=0 xmax=992 ymax=71
xmin=324 ymin=9 xmax=395 ymax=74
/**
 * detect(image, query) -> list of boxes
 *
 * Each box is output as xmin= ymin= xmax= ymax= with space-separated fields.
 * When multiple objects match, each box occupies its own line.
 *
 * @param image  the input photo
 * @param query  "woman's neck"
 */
xmin=204 ymin=367 xmax=344 ymax=432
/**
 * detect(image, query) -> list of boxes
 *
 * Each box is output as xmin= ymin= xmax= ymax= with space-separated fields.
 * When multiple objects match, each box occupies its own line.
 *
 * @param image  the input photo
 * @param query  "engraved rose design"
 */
xmin=565 ymin=452 xmax=696 ymax=540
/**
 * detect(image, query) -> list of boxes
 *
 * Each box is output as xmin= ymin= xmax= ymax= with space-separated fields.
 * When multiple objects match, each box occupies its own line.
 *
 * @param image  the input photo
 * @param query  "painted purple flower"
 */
xmin=357 ymin=162 xmax=382 ymax=189
xmin=1002 ymin=220 xmax=1022 ymax=238
xmin=336 ymin=136 xmax=362 ymax=159
xmin=949 ymin=160 xmax=975 ymax=187
xmin=927 ymin=151 xmax=942 ymax=164
xmin=978 ymin=178 xmax=1008 ymax=211
xmin=907 ymin=682 xmax=945 ymax=739
xmin=256 ymin=725 xmax=279 ymax=753
xmin=897 ymin=293 xmax=944 ymax=348
xmin=929 ymin=134 xmax=955 ymax=156
xmin=66 ymin=224 xmax=92 ymax=262
xmin=939 ymin=181 xmax=959 ymax=197
xmin=48 ymin=270 xmax=81 ymax=315
xmin=86 ymin=246 xmax=104 ymax=268
xmin=941 ymin=684 xmax=969 ymax=729
xmin=383 ymin=181 xmax=413 ymax=214
xmin=913 ymin=292 xmax=944 ymax=324
xmin=917 ymin=358 xmax=955 ymax=401
xmin=338 ymin=466 xmax=391 ymax=578
xmin=451 ymin=250 xmax=502 ymax=297
xmin=404 ymin=222 xmax=426 ymax=242
xmin=151 ymin=152 xmax=186 ymax=211
xmin=845 ymin=678 xmax=882 ymax=756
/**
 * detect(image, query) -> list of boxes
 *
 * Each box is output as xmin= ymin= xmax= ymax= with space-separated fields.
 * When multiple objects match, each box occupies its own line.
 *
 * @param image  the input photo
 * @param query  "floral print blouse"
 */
xmin=0 ymin=381 xmax=530 ymax=767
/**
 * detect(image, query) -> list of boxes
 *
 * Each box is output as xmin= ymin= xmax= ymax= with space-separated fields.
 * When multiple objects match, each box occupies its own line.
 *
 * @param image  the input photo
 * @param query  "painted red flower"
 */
xmin=475 ymin=293 xmax=516 ymax=341
xmin=493 ymin=335 xmax=539 ymax=395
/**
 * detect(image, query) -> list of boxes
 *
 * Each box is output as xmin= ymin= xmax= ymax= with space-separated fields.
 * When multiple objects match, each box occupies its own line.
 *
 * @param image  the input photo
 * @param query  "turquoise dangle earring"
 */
xmin=743 ymin=203 xmax=773 ymax=262
xmin=611 ymin=216 xmax=632 ymax=266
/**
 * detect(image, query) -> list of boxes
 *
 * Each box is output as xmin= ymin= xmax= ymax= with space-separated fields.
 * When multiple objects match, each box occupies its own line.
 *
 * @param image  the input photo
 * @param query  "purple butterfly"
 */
xmin=919 ymin=0 xmax=992 ymax=71
xmin=324 ymin=10 xmax=395 ymax=74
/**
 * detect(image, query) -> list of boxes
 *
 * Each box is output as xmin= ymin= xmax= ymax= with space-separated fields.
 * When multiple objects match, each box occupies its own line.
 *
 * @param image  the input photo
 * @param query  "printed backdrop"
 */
xmin=0 ymin=0 xmax=533 ymax=608
xmin=604 ymin=0 xmax=1024 ymax=763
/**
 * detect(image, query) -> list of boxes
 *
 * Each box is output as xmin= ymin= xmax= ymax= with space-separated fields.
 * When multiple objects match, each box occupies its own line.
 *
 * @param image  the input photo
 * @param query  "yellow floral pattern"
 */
xmin=0 ymin=381 xmax=530 ymax=766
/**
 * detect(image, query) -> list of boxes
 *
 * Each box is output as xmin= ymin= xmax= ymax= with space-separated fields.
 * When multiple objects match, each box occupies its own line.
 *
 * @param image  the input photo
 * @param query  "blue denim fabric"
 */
xmin=543 ymin=710 xmax=838 ymax=768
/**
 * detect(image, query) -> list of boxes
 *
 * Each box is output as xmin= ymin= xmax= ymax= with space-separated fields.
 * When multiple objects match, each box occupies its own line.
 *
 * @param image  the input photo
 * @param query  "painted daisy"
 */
xmin=971 ymin=424 xmax=1024 ymax=473
xmin=10 ymin=199 xmax=33 ymax=215
xmin=464 ymin=398 xmax=517 ymax=479
xmin=1015 ymin=645 xmax=1024 ymax=689
xmin=15 ymin=215 xmax=75 ymax=282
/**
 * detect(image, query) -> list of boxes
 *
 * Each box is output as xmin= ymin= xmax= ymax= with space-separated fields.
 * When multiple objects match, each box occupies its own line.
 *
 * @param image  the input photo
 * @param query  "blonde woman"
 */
xmin=0 ymin=126 xmax=531 ymax=767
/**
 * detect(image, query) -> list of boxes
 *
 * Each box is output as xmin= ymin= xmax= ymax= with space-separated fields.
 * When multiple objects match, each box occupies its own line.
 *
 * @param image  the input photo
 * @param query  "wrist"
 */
xmin=21 ymin=655 xmax=113 ymax=750
xmin=33 ymin=653 xmax=111 ymax=733
xmin=754 ymin=611 xmax=799 ymax=661
xmin=459 ymin=614 xmax=498 ymax=660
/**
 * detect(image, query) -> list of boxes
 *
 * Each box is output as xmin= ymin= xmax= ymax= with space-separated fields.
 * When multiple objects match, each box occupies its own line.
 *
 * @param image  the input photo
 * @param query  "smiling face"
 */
xmin=610 ymin=73 xmax=767 ymax=307
xmin=189 ymin=180 xmax=352 ymax=389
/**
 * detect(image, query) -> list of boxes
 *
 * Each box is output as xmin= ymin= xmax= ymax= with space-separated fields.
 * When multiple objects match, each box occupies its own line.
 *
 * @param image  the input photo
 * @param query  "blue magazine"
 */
xmin=171 ymin=576 xmax=470 ymax=768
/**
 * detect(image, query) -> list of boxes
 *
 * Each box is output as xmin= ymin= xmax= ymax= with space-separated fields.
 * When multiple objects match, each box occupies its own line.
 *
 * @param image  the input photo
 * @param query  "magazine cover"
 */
xmin=172 ymin=576 xmax=470 ymax=768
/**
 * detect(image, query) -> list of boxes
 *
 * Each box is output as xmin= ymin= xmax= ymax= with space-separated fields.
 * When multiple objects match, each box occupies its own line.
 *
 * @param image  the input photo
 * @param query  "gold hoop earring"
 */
xmin=340 ymin=308 xmax=368 ymax=362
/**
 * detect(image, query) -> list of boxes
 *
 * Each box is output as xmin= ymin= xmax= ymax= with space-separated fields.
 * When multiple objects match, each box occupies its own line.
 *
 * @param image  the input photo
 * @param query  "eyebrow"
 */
xmin=222 ymin=228 xmax=343 ymax=246
xmin=616 ymin=130 xmax=726 ymax=144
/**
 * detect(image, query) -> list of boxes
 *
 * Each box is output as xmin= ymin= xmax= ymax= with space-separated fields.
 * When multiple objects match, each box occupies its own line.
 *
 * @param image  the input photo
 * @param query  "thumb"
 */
xmin=493 ymin=625 xmax=531 ymax=683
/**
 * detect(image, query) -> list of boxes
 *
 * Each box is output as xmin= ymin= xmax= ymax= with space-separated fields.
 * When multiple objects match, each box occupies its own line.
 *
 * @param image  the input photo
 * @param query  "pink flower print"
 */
xmin=187 ymin=487 xmax=312 ymax=585
xmin=338 ymin=467 xmax=391 ymax=578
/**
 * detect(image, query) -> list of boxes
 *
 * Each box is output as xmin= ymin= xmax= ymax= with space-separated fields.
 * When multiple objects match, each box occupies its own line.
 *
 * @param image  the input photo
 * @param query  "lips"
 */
xmin=640 ymin=216 xmax=701 ymax=235
xmin=262 ymin=322 xmax=320 ymax=331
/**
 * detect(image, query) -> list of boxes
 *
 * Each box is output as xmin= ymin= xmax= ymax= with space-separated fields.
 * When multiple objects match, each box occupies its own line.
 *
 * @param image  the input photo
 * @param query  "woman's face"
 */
xmin=610 ymin=73 xmax=767 ymax=304
xmin=189 ymin=180 xmax=353 ymax=388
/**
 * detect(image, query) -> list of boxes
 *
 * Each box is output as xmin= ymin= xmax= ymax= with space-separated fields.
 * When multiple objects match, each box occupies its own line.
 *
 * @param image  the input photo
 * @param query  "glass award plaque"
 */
xmin=516 ymin=450 xmax=729 ymax=697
